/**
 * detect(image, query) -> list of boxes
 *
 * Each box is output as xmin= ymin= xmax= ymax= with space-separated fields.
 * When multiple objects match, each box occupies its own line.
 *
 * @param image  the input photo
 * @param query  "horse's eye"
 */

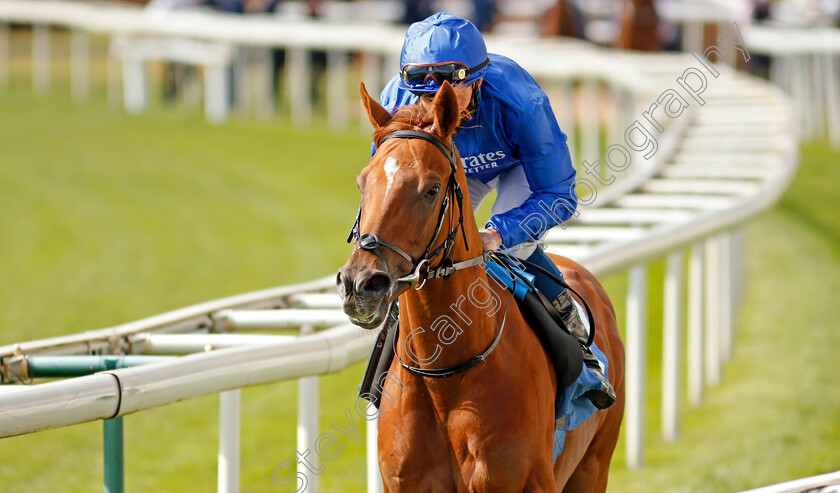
xmin=426 ymin=185 xmax=441 ymax=199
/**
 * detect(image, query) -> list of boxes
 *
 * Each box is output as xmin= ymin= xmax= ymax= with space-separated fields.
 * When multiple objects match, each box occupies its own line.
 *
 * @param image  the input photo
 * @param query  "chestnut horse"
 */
xmin=337 ymin=81 xmax=625 ymax=492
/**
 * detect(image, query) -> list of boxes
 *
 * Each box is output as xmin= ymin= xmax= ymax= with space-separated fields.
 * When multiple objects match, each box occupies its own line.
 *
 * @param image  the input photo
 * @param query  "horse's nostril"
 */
xmin=337 ymin=269 xmax=354 ymax=298
xmin=361 ymin=273 xmax=391 ymax=297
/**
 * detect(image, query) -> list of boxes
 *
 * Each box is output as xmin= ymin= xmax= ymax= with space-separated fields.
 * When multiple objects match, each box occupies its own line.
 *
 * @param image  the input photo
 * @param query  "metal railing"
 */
xmin=0 ymin=1 xmax=801 ymax=492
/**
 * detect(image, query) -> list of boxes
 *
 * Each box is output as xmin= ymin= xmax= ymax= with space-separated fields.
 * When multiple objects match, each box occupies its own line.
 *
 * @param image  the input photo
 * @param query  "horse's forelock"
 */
xmin=372 ymin=98 xmax=439 ymax=148
xmin=372 ymin=87 xmax=470 ymax=150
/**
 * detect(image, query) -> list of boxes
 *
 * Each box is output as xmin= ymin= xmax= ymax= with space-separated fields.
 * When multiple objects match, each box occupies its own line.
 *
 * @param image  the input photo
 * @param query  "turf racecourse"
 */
xmin=1 ymin=84 xmax=839 ymax=491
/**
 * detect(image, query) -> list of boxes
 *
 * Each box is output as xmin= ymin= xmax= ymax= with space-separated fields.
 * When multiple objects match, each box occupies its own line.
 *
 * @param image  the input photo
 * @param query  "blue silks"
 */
xmin=485 ymin=259 xmax=609 ymax=463
xmin=377 ymin=51 xmax=578 ymax=248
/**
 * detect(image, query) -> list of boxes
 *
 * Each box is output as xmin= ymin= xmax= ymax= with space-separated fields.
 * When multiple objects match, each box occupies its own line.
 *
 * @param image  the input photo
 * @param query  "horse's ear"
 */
xmin=433 ymin=81 xmax=460 ymax=138
xmin=360 ymin=82 xmax=392 ymax=130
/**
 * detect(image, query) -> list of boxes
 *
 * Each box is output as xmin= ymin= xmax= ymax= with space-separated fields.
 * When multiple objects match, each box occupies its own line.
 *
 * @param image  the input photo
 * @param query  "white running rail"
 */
xmin=737 ymin=470 xmax=840 ymax=493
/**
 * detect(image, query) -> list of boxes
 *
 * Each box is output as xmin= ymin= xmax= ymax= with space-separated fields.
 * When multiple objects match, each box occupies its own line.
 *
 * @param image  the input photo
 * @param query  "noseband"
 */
xmin=347 ymin=130 xmax=485 ymax=290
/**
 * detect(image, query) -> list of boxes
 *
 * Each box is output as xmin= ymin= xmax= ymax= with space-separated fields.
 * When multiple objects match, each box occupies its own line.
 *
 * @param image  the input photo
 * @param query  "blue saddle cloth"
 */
xmin=485 ymin=260 xmax=610 ymax=463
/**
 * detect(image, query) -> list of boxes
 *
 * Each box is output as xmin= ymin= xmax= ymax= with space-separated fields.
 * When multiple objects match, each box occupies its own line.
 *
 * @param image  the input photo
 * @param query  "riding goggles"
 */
xmin=401 ymin=58 xmax=489 ymax=88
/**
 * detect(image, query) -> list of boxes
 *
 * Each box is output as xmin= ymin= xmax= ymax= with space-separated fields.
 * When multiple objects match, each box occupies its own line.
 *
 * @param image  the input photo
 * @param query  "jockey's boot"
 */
xmin=551 ymin=289 xmax=616 ymax=410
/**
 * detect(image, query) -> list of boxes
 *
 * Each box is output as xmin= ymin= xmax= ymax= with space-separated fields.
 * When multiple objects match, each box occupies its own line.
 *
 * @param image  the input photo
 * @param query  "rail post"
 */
xmin=70 ymin=30 xmax=90 ymax=100
xmin=608 ymin=84 xmax=623 ymax=152
xmin=825 ymin=53 xmax=840 ymax=149
xmin=793 ymin=56 xmax=813 ymax=139
xmin=367 ymin=416 xmax=383 ymax=493
xmin=704 ymin=235 xmax=721 ymax=386
xmin=625 ymin=263 xmax=647 ymax=469
xmin=581 ymin=80 xmax=600 ymax=167
xmin=728 ymin=227 xmax=747 ymax=316
xmin=288 ymin=47 xmax=311 ymax=126
xmin=233 ymin=46 xmax=250 ymax=115
xmin=681 ymin=20 xmax=703 ymax=53
xmin=811 ymin=54 xmax=826 ymax=139
xmin=662 ymin=250 xmax=684 ymax=442
xmin=719 ymin=231 xmax=733 ymax=363
xmin=297 ymin=324 xmax=319 ymax=492
xmin=688 ymin=241 xmax=705 ymax=406
xmin=122 ymin=38 xmax=147 ymax=114
xmin=205 ymin=57 xmax=230 ymax=124
xmin=254 ymin=47 xmax=274 ymax=120
xmin=107 ymin=36 xmax=123 ymax=108
xmin=218 ymin=389 xmax=241 ymax=493
xmin=327 ymin=50 xmax=348 ymax=130
xmin=104 ymin=417 xmax=124 ymax=493
xmin=32 ymin=23 xmax=50 ymax=93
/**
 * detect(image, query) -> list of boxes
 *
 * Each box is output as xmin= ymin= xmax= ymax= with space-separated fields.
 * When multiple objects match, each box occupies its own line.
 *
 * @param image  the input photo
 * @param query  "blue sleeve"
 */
xmin=485 ymin=97 xmax=578 ymax=247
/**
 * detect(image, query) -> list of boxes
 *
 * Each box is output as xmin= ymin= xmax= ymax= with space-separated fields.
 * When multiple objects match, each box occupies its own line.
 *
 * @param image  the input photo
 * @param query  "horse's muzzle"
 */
xmin=336 ymin=265 xmax=393 ymax=330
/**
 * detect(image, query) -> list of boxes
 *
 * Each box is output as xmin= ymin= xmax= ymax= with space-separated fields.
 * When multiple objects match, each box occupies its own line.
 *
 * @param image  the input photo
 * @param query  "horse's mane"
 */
xmin=372 ymin=89 xmax=470 ymax=149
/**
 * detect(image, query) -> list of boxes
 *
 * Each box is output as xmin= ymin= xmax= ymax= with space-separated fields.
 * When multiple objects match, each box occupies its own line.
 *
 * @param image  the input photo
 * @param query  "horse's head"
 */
xmin=337 ymin=81 xmax=468 ymax=329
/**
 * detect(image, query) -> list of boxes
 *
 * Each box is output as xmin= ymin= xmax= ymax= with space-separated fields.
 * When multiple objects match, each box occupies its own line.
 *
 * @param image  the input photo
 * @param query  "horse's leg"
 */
xmin=561 ymin=395 xmax=625 ymax=493
xmin=551 ymin=415 xmax=599 ymax=489
xmin=523 ymin=460 xmax=560 ymax=493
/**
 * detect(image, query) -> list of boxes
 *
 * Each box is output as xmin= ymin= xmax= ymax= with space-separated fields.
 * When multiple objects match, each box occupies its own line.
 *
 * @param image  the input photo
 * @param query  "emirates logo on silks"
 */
xmin=461 ymin=150 xmax=507 ymax=174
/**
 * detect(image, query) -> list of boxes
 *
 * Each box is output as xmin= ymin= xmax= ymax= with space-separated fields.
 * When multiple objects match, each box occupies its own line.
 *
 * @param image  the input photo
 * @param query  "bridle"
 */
xmin=346 ymin=128 xmax=511 ymax=379
xmin=347 ymin=129 xmax=488 ymax=290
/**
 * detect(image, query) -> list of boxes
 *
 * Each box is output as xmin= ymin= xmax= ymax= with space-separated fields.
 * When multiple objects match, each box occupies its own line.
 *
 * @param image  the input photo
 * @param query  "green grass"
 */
xmin=0 ymin=84 xmax=372 ymax=492
xmin=1 ymin=44 xmax=839 ymax=491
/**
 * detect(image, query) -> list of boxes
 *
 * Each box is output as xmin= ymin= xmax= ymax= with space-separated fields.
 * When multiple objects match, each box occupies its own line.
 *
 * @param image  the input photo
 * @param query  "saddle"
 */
xmin=358 ymin=258 xmax=583 ymax=409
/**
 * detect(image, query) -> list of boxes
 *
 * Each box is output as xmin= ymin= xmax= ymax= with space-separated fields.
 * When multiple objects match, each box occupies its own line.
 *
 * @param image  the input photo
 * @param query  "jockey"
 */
xmin=374 ymin=12 xmax=615 ymax=409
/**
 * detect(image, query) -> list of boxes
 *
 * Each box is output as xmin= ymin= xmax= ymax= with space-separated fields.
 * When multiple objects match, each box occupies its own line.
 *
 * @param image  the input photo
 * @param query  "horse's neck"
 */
xmin=398 ymin=257 xmax=504 ymax=370
xmin=395 ymin=160 xmax=504 ymax=370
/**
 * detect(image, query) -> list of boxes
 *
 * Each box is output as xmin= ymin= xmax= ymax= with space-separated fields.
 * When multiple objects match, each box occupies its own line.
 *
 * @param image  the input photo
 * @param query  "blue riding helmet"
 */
xmin=399 ymin=12 xmax=489 ymax=93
